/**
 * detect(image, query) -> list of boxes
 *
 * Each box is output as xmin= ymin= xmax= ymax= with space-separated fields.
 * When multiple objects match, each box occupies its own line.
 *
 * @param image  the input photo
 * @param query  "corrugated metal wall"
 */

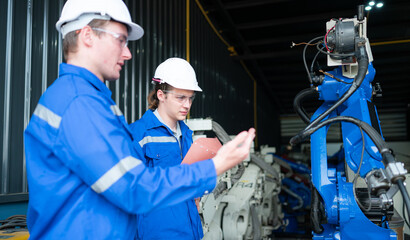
xmin=190 ymin=3 xmax=254 ymax=134
xmin=1 ymin=0 xmax=65 ymax=201
xmin=0 ymin=0 xmax=280 ymax=202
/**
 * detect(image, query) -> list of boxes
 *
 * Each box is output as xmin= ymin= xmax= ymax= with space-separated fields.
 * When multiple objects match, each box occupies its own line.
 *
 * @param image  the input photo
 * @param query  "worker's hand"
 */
xmin=212 ymin=128 xmax=255 ymax=176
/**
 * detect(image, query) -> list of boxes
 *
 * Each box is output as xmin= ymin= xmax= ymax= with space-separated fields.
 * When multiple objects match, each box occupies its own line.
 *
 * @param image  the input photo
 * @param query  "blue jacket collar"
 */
xmin=142 ymin=109 xmax=191 ymax=135
xmin=59 ymin=63 xmax=112 ymax=98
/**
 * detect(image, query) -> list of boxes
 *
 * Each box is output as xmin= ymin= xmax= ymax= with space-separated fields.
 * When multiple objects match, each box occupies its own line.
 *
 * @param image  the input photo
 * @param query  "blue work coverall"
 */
xmin=24 ymin=63 xmax=216 ymax=239
xmin=130 ymin=110 xmax=204 ymax=240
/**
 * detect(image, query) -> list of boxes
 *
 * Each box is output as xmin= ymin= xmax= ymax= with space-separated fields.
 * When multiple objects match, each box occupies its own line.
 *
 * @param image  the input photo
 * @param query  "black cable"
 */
xmin=212 ymin=121 xmax=231 ymax=144
xmin=0 ymin=215 xmax=27 ymax=230
xmin=250 ymin=153 xmax=280 ymax=181
xmin=352 ymin=127 xmax=372 ymax=212
xmin=311 ymin=186 xmax=324 ymax=233
xmin=211 ymin=121 xmax=246 ymax=198
xmin=397 ymin=179 xmax=410 ymax=229
xmin=403 ymin=199 xmax=410 ymax=229
xmin=310 ymin=46 xmax=324 ymax=72
xmin=316 ymin=41 xmax=355 ymax=58
xmin=303 ymin=36 xmax=323 ymax=84
xmin=293 ymin=88 xmax=319 ymax=124
xmin=298 ymin=45 xmax=369 ymax=134
xmin=290 ymin=116 xmax=389 ymax=155
xmin=290 ymin=115 xmax=410 ymax=225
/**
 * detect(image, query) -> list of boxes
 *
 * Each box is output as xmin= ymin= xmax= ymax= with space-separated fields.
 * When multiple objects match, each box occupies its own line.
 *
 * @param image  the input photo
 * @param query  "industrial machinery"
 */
xmin=186 ymin=119 xmax=285 ymax=240
xmin=274 ymin=153 xmax=312 ymax=236
xmin=291 ymin=5 xmax=410 ymax=240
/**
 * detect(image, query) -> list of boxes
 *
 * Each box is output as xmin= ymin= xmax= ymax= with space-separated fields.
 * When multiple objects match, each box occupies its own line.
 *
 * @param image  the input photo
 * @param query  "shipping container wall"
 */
xmin=0 ymin=0 xmax=65 ymax=202
xmin=0 ymin=0 xmax=280 ymax=202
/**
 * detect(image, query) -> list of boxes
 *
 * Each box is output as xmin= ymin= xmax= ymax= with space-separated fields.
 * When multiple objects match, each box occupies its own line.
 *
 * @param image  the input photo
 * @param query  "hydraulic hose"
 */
xmin=212 ymin=121 xmax=281 ymax=193
xmin=212 ymin=181 xmax=228 ymax=199
xmin=282 ymin=185 xmax=304 ymax=210
xmin=250 ymin=153 xmax=280 ymax=181
xmin=270 ymin=155 xmax=293 ymax=175
xmin=293 ymin=87 xmax=319 ymax=124
xmin=311 ymin=187 xmax=324 ymax=233
xmin=291 ymin=114 xmax=410 ymax=224
xmin=212 ymin=121 xmax=231 ymax=144
xmin=211 ymin=121 xmax=246 ymax=197
xmin=300 ymin=44 xmax=369 ymax=133
xmin=290 ymin=116 xmax=389 ymax=154
xmin=212 ymin=164 xmax=245 ymax=198
xmin=397 ymin=179 xmax=410 ymax=224
xmin=290 ymin=115 xmax=407 ymax=185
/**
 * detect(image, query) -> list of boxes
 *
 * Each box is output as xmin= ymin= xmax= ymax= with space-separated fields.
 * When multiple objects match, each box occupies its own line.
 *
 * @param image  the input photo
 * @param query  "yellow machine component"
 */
xmin=0 ymin=229 xmax=29 ymax=239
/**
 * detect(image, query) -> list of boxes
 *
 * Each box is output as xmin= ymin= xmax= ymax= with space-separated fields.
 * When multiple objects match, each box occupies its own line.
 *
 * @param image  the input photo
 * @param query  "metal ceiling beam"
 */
xmin=246 ymin=33 xmax=320 ymax=46
xmin=375 ymin=55 xmax=410 ymax=64
xmin=210 ymin=0 xmax=284 ymax=111
xmin=223 ymin=0 xmax=293 ymax=10
xmin=261 ymin=65 xmax=307 ymax=71
xmin=237 ymin=5 xmax=410 ymax=30
xmin=207 ymin=0 xmax=293 ymax=11
xmin=269 ymin=81 xmax=310 ymax=88
xmin=232 ymin=49 xmax=298 ymax=60
xmin=237 ymin=9 xmax=354 ymax=30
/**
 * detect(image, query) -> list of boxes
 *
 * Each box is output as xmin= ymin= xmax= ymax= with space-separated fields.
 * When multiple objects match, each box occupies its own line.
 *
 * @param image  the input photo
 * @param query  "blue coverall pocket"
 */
xmin=145 ymin=146 xmax=170 ymax=168
xmin=145 ymin=145 xmax=180 ymax=168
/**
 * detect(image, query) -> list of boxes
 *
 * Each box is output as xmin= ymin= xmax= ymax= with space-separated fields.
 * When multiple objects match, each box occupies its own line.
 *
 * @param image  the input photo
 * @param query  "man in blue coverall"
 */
xmin=23 ymin=0 xmax=255 ymax=239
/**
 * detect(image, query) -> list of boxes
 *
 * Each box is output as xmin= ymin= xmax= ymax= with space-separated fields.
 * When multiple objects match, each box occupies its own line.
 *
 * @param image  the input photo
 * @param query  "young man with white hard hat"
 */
xmin=24 ymin=0 xmax=254 ymax=239
xmin=130 ymin=58 xmax=205 ymax=239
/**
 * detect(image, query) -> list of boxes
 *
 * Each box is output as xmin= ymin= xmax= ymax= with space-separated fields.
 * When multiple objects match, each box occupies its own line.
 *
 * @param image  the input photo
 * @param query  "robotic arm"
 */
xmin=291 ymin=5 xmax=409 ymax=240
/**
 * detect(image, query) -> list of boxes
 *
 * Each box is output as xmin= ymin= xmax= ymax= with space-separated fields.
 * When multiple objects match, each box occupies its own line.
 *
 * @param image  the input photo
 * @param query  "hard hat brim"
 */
xmin=121 ymin=21 xmax=144 ymax=41
xmin=57 ymin=14 xmax=144 ymax=41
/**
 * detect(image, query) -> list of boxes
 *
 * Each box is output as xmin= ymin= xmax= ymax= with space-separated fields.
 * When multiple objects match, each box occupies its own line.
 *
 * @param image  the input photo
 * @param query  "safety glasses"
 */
xmin=92 ymin=28 xmax=128 ymax=48
xmin=163 ymin=90 xmax=196 ymax=104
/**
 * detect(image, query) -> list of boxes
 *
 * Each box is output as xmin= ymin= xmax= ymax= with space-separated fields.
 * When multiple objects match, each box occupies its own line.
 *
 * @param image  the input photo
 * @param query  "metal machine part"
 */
xmin=325 ymin=17 xmax=373 ymax=78
xmin=186 ymin=119 xmax=285 ymax=240
xmin=326 ymin=21 xmax=355 ymax=53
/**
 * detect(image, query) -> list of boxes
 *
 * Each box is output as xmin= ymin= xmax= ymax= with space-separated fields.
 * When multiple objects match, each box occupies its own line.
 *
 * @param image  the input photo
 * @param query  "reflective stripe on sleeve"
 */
xmin=33 ymin=104 xmax=62 ymax=129
xmin=91 ymin=156 xmax=142 ymax=193
xmin=139 ymin=136 xmax=177 ymax=148
xmin=110 ymin=105 xmax=123 ymax=116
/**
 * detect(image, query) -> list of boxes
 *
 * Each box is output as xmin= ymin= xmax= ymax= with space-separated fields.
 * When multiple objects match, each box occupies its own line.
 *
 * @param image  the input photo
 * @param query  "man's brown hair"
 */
xmin=62 ymin=19 xmax=109 ymax=61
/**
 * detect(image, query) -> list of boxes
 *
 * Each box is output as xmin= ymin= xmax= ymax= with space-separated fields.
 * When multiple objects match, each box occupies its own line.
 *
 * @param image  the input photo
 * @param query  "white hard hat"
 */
xmin=153 ymin=58 xmax=202 ymax=92
xmin=56 ymin=0 xmax=144 ymax=40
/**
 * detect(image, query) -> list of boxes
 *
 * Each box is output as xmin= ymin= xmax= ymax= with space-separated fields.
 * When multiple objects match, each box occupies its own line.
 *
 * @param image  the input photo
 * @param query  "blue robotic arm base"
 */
xmin=311 ymin=65 xmax=397 ymax=240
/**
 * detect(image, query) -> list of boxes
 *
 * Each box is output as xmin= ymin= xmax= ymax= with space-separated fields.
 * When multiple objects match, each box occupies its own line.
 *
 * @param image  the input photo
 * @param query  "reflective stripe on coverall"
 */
xmin=24 ymin=63 xmax=216 ymax=239
xmin=130 ymin=110 xmax=203 ymax=240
